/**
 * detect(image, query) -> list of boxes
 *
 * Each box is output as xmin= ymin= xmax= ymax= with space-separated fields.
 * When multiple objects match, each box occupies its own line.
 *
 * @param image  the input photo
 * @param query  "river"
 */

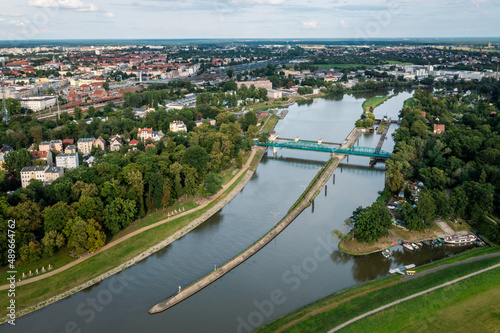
xmin=4 ymin=90 xmax=473 ymax=333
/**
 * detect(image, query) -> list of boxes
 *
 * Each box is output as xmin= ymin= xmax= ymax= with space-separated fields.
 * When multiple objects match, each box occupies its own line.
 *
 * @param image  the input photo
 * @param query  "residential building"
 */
xmin=0 ymin=153 xmax=4 ymax=170
xmin=237 ymin=79 xmax=273 ymax=90
xmin=137 ymin=128 xmax=165 ymax=141
xmin=64 ymin=145 xmax=76 ymax=154
xmin=32 ymin=150 xmax=53 ymax=166
xmin=433 ymin=124 xmax=445 ymax=134
xmin=194 ymin=119 xmax=216 ymax=127
xmin=128 ymin=139 xmax=139 ymax=146
xmin=38 ymin=140 xmax=63 ymax=153
xmin=19 ymin=96 xmax=57 ymax=111
xmin=77 ymin=138 xmax=95 ymax=155
xmin=109 ymin=135 xmax=124 ymax=152
xmin=20 ymin=166 xmax=48 ymax=188
xmin=50 ymin=140 xmax=63 ymax=152
xmin=44 ymin=166 xmax=64 ymax=185
xmin=93 ymin=136 xmax=107 ymax=151
xmin=169 ymin=121 xmax=187 ymax=133
xmin=56 ymin=153 xmax=79 ymax=169
xmin=267 ymin=89 xmax=283 ymax=99
xmin=62 ymin=139 xmax=74 ymax=148
xmin=38 ymin=141 xmax=52 ymax=152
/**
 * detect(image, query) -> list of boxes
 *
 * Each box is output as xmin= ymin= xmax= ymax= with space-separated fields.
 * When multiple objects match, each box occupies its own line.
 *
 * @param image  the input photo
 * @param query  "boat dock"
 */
xmin=389 ymin=264 xmax=416 ymax=275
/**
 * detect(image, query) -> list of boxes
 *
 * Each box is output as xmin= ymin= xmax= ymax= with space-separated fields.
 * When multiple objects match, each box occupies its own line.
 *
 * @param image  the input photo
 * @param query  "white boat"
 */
xmin=403 ymin=242 xmax=414 ymax=250
xmin=416 ymin=242 xmax=423 ymax=247
xmin=411 ymin=242 xmax=419 ymax=249
xmin=444 ymin=234 xmax=477 ymax=244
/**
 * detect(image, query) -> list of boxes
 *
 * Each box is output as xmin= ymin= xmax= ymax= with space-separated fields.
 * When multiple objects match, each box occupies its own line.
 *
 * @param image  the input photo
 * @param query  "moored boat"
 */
xmin=443 ymin=234 xmax=477 ymax=245
xmin=411 ymin=242 xmax=419 ymax=249
xmin=381 ymin=249 xmax=392 ymax=258
xmin=403 ymin=242 xmax=414 ymax=250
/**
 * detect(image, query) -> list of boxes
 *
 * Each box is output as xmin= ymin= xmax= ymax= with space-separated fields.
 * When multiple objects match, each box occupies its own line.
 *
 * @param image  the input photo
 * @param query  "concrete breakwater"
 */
xmin=149 ymin=129 xmax=362 ymax=314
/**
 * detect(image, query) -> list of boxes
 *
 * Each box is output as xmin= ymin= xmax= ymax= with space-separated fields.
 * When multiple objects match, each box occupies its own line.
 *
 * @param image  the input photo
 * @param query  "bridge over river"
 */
xmin=253 ymin=133 xmax=392 ymax=160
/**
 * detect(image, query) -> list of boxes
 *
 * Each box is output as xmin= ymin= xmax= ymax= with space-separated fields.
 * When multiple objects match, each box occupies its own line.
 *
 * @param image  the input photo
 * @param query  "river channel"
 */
xmin=4 ymin=90 xmax=473 ymax=333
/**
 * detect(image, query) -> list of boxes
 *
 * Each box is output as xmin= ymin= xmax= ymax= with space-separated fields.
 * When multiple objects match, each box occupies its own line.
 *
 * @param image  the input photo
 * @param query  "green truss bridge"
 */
xmin=254 ymin=140 xmax=392 ymax=159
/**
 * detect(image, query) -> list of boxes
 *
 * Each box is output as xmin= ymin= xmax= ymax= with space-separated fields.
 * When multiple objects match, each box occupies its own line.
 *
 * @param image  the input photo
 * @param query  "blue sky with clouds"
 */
xmin=0 ymin=0 xmax=498 ymax=40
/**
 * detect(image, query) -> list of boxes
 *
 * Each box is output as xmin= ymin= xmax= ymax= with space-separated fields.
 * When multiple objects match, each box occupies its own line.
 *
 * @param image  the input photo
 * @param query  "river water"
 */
xmin=4 ymin=90 xmax=473 ymax=333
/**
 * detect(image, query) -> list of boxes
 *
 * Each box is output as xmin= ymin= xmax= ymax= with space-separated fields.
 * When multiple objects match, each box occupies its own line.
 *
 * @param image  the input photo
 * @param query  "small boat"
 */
xmin=411 ymin=242 xmax=419 ymax=249
xmin=416 ymin=242 xmax=424 ymax=247
xmin=443 ymin=234 xmax=477 ymax=245
xmin=381 ymin=249 xmax=392 ymax=258
xmin=422 ymin=240 xmax=430 ymax=246
xmin=437 ymin=238 xmax=444 ymax=244
xmin=403 ymin=242 xmax=414 ymax=250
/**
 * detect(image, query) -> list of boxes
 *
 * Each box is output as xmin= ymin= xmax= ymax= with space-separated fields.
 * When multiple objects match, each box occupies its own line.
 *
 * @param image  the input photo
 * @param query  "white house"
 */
xmin=56 ymin=153 xmax=79 ymax=169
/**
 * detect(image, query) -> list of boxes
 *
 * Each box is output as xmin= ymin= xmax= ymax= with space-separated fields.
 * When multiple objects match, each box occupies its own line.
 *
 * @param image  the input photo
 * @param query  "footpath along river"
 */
xmin=3 ymin=90 xmax=473 ymax=333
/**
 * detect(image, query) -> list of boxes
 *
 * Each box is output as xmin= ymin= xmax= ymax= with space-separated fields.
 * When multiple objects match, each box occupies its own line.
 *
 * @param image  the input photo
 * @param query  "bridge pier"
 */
xmin=273 ymin=146 xmax=278 ymax=158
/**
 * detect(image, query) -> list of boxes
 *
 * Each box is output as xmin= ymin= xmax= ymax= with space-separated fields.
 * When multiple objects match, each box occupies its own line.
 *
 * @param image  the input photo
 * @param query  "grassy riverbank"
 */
xmin=0 ymin=149 xmax=267 ymax=323
xmin=255 ymin=249 xmax=500 ymax=333
xmin=362 ymin=94 xmax=395 ymax=113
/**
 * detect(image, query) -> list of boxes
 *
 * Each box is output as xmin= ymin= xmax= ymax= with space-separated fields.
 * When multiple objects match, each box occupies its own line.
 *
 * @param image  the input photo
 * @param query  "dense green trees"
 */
xmin=386 ymin=89 xmax=500 ymax=241
xmin=351 ymin=202 xmax=393 ymax=243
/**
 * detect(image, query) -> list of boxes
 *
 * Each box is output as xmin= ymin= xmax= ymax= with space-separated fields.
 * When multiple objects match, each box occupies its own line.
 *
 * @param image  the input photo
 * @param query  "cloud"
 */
xmin=0 ymin=18 xmax=4 ymax=22
xmin=233 ymin=0 xmax=285 ymax=4
xmin=301 ymin=20 xmax=318 ymax=28
xmin=104 ymin=12 xmax=115 ymax=18
xmin=28 ymin=0 xmax=98 ymax=12
xmin=8 ymin=20 xmax=25 ymax=26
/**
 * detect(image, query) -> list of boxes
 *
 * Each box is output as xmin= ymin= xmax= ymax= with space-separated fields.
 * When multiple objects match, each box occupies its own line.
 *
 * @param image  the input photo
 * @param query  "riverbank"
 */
xmin=0 ymin=147 xmax=266 ymax=323
xmin=339 ymin=222 xmax=446 ymax=256
xmin=255 ymin=247 xmax=500 ymax=333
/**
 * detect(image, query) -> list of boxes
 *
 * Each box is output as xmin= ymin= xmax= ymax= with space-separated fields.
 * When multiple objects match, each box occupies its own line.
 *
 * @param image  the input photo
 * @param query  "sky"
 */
xmin=0 ymin=0 xmax=498 ymax=40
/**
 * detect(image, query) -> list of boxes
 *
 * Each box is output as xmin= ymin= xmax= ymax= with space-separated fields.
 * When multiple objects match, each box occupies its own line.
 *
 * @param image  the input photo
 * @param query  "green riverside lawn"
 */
xmin=0 ymin=149 xmax=266 ymax=322
xmin=255 ymin=247 xmax=500 ymax=333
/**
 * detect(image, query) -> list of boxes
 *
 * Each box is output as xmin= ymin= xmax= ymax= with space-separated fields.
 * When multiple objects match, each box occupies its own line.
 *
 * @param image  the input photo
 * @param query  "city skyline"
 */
xmin=0 ymin=0 xmax=499 ymax=41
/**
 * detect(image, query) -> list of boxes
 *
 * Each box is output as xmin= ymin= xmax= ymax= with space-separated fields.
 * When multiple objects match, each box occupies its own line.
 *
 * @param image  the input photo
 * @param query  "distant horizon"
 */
xmin=1 ymin=37 xmax=500 ymax=48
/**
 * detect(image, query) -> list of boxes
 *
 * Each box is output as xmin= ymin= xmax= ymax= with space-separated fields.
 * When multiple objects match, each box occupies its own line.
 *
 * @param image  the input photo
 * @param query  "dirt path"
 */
xmin=328 ymin=261 xmax=500 ymax=332
xmin=0 ymin=148 xmax=259 ymax=291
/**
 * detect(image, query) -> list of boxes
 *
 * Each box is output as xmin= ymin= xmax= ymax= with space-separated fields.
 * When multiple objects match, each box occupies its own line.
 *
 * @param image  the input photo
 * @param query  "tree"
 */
xmin=416 ymin=190 xmax=436 ymax=227
xmin=102 ymin=82 xmax=110 ymax=91
xmin=241 ymin=111 xmax=258 ymax=131
xmin=385 ymin=159 xmax=403 ymax=192
xmin=86 ymin=218 xmax=106 ymax=252
xmin=77 ymin=196 xmax=103 ymax=220
xmin=205 ymin=172 xmax=222 ymax=196
xmin=4 ymin=149 xmax=32 ymax=180
xmin=43 ymin=202 xmax=71 ymax=233
xmin=69 ymin=217 xmax=88 ymax=254
xmin=41 ymin=230 xmax=65 ymax=257
xmin=103 ymin=198 xmax=137 ymax=234
xmin=184 ymin=146 xmax=210 ymax=176
xmin=353 ymin=202 xmax=392 ymax=243
xmin=20 ymin=240 xmax=42 ymax=263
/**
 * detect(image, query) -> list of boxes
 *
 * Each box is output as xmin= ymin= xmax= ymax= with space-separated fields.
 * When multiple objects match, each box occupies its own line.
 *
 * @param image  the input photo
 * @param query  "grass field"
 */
xmin=262 ymin=115 xmax=280 ymax=132
xmin=0 ymin=163 xmax=259 ymax=322
xmin=255 ymin=250 xmax=500 ymax=333
xmin=341 ymin=266 xmax=500 ymax=332
xmin=362 ymin=95 xmax=395 ymax=113
xmin=403 ymin=97 xmax=416 ymax=109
